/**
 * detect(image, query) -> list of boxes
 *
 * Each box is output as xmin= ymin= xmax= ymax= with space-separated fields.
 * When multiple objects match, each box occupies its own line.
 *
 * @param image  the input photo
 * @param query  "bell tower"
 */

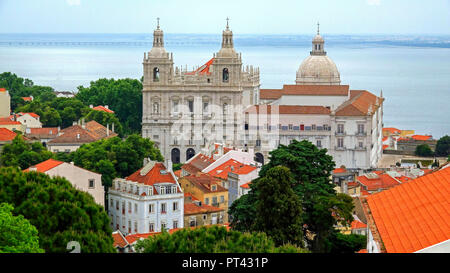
xmin=143 ymin=18 xmax=174 ymax=86
xmin=311 ymin=22 xmax=326 ymax=56
xmin=213 ymin=18 xmax=242 ymax=86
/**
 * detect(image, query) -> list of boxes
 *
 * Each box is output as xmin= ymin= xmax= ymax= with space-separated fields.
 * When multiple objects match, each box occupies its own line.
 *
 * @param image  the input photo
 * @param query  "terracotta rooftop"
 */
xmin=25 ymin=127 xmax=59 ymax=139
xmin=182 ymin=173 xmax=227 ymax=193
xmin=0 ymin=128 xmax=17 ymax=142
xmin=240 ymin=182 xmax=251 ymax=189
xmin=333 ymin=168 xmax=347 ymax=174
xmin=383 ymin=128 xmax=401 ymax=134
xmin=0 ymin=88 xmax=6 ymax=92
xmin=185 ymin=58 xmax=214 ymax=76
xmin=207 ymin=159 xmax=257 ymax=180
xmin=18 ymin=112 xmax=40 ymax=118
xmin=357 ymin=173 xmax=401 ymax=192
xmin=260 ymin=85 xmax=350 ymax=100
xmin=182 ymin=153 xmax=215 ymax=175
xmin=335 ymin=90 xmax=383 ymax=116
xmin=0 ymin=120 xmax=21 ymax=125
xmin=48 ymin=120 xmax=117 ymax=144
xmin=126 ymin=162 xmax=179 ymax=192
xmin=367 ymin=167 xmax=450 ymax=253
xmin=24 ymin=159 xmax=64 ymax=173
xmin=184 ymin=202 xmax=224 ymax=215
xmin=351 ymin=219 xmax=367 ymax=230
xmin=411 ymin=135 xmax=432 ymax=141
xmin=92 ymin=105 xmax=114 ymax=113
xmin=112 ymin=231 xmax=129 ymax=248
xmin=245 ymin=105 xmax=331 ymax=115
xmin=21 ymin=97 xmax=32 ymax=101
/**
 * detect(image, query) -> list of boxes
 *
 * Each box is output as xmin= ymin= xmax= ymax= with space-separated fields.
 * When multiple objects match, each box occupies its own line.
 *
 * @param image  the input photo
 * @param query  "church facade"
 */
xmin=142 ymin=21 xmax=384 ymax=170
xmin=141 ymin=19 xmax=260 ymax=164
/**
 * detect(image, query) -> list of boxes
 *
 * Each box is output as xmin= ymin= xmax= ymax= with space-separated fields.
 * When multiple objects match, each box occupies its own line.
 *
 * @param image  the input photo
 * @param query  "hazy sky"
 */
xmin=1 ymin=0 xmax=450 ymax=34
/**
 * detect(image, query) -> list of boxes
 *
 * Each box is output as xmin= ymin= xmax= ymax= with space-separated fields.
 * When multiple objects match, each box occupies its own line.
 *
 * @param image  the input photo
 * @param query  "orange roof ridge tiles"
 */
xmin=18 ymin=112 xmax=40 ymax=118
xmin=351 ymin=219 xmax=367 ymax=230
xmin=245 ymin=105 xmax=331 ymax=115
xmin=112 ymin=231 xmax=129 ymax=248
xmin=366 ymin=167 xmax=450 ymax=253
xmin=0 ymin=88 xmax=7 ymax=91
xmin=24 ymin=159 xmax=64 ymax=173
xmin=0 ymin=128 xmax=17 ymax=141
xmin=240 ymin=182 xmax=251 ymax=189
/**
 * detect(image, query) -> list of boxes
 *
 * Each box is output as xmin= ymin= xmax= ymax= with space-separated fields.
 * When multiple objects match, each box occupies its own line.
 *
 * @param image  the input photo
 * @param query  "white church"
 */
xmin=142 ymin=20 xmax=384 ymax=170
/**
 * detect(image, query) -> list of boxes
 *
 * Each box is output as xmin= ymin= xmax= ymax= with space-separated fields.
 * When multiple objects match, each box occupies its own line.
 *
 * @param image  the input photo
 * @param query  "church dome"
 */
xmin=296 ymin=55 xmax=340 ymax=85
xmin=296 ymin=23 xmax=341 ymax=85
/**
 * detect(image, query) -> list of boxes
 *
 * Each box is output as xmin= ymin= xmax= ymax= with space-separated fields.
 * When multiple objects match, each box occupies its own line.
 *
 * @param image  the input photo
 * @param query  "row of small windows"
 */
xmin=110 ymin=200 xmax=179 ymax=215
xmin=113 ymin=217 xmax=178 ymax=233
xmin=152 ymin=100 xmax=229 ymax=114
xmin=245 ymin=124 xmax=331 ymax=131
xmin=152 ymin=67 xmax=229 ymax=83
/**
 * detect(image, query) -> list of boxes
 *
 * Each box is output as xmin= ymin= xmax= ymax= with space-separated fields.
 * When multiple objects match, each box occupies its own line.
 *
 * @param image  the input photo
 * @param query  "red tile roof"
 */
xmin=48 ymin=121 xmax=117 ymax=144
xmin=240 ymin=182 xmax=251 ymax=189
xmin=383 ymin=128 xmax=401 ymax=134
xmin=24 ymin=159 xmax=64 ymax=173
xmin=182 ymin=153 xmax=215 ymax=175
xmin=126 ymin=162 xmax=178 ymax=190
xmin=351 ymin=220 xmax=367 ymax=230
xmin=357 ymin=249 xmax=368 ymax=253
xmin=21 ymin=97 xmax=32 ymax=101
xmin=184 ymin=202 xmax=224 ymax=215
xmin=26 ymin=127 xmax=59 ymax=139
xmin=367 ymin=167 xmax=450 ymax=253
xmin=0 ymin=128 xmax=17 ymax=141
xmin=185 ymin=58 xmax=214 ymax=76
xmin=333 ymin=168 xmax=347 ymax=174
xmin=383 ymin=145 xmax=389 ymax=150
xmin=18 ymin=112 xmax=40 ymax=118
xmin=335 ymin=90 xmax=383 ymax=116
xmin=92 ymin=106 xmax=114 ymax=113
xmin=0 ymin=88 xmax=6 ymax=92
xmin=260 ymin=85 xmax=350 ymax=100
xmin=357 ymin=173 xmax=401 ymax=192
xmin=411 ymin=135 xmax=432 ymax=141
xmin=174 ymin=169 xmax=182 ymax=178
xmin=184 ymin=192 xmax=199 ymax=202
xmin=112 ymin=231 xmax=129 ymax=248
xmin=0 ymin=120 xmax=21 ymax=125
xmin=245 ymin=105 xmax=331 ymax=115
xmin=382 ymin=137 xmax=388 ymax=142
xmin=208 ymin=159 xmax=257 ymax=180
xmin=182 ymin=173 xmax=227 ymax=193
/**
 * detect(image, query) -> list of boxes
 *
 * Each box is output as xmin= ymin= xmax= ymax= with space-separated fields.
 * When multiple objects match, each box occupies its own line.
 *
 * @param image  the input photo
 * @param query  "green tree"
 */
xmin=415 ymin=144 xmax=434 ymax=157
xmin=0 ymin=135 xmax=53 ymax=169
xmin=0 ymin=167 xmax=114 ymax=253
xmin=228 ymin=193 xmax=257 ymax=232
xmin=435 ymin=135 xmax=450 ymax=157
xmin=76 ymin=78 xmax=143 ymax=134
xmin=135 ymin=226 xmax=308 ymax=253
xmin=253 ymin=166 xmax=303 ymax=246
xmin=70 ymin=135 xmax=162 ymax=188
xmin=327 ymin=232 xmax=367 ymax=253
xmin=0 ymin=203 xmax=44 ymax=253
xmin=229 ymin=140 xmax=355 ymax=253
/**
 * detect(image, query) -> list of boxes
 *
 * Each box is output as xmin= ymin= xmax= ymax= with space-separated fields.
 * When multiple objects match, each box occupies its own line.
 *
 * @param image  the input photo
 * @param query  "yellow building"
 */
xmin=400 ymin=130 xmax=415 ymax=137
xmin=178 ymin=173 xmax=229 ymax=223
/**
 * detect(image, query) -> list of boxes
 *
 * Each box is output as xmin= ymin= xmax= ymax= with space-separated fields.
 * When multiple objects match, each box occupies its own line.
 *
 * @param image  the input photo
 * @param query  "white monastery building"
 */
xmin=108 ymin=160 xmax=184 ymax=235
xmin=142 ymin=20 xmax=384 ymax=170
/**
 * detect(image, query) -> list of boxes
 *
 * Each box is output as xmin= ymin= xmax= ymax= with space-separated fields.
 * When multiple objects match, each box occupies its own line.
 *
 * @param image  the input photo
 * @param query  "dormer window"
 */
xmin=160 ymin=186 xmax=166 ymax=195
xmin=212 ymin=185 xmax=217 ymax=191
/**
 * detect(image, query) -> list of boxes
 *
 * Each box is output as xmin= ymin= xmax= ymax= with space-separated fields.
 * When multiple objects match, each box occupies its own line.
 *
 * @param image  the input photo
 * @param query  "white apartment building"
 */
xmin=108 ymin=161 xmax=184 ymax=235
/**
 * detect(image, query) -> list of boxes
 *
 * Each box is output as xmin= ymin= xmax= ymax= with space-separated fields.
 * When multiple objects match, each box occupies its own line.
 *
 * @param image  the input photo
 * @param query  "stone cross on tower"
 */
xmin=317 ymin=22 xmax=320 ymax=35
xmin=157 ymin=17 xmax=160 ymax=30
xmin=226 ymin=17 xmax=230 ymax=30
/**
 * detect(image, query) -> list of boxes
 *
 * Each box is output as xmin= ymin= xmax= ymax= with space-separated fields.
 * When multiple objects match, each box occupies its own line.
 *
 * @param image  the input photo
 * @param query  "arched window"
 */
xmin=255 ymin=153 xmax=264 ymax=165
xmin=186 ymin=148 xmax=195 ymax=161
xmin=223 ymin=68 xmax=229 ymax=82
xmin=171 ymin=148 xmax=181 ymax=164
xmin=153 ymin=67 xmax=160 ymax=82
xmin=153 ymin=102 xmax=159 ymax=114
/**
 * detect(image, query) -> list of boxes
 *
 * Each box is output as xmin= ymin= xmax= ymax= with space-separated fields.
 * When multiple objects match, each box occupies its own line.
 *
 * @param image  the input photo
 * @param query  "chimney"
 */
xmin=143 ymin=157 xmax=149 ymax=167
xmin=106 ymin=123 xmax=110 ymax=136
xmin=165 ymin=159 xmax=173 ymax=173
xmin=90 ymin=105 xmax=93 ymax=108
xmin=81 ymin=118 xmax=86 ymax=129
xmin=70 ymin=161 xmax=74 ymax=165
xmin=112 ymin=122 xmax=115 ymax=133
xmin=29 ymin=167 xmax=37 ymax=172
xmin=73 ymin=121 xmax=77 ymax=126
xmin=76 ymin=133 xmax=80 ymax=139
xmin=105 ymin=105 xmax=109 ymax=109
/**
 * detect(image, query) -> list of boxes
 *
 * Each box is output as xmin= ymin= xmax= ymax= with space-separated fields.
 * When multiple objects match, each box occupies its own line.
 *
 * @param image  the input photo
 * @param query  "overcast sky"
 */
xmin=1 ymin=0 xmax=449 ymax=34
